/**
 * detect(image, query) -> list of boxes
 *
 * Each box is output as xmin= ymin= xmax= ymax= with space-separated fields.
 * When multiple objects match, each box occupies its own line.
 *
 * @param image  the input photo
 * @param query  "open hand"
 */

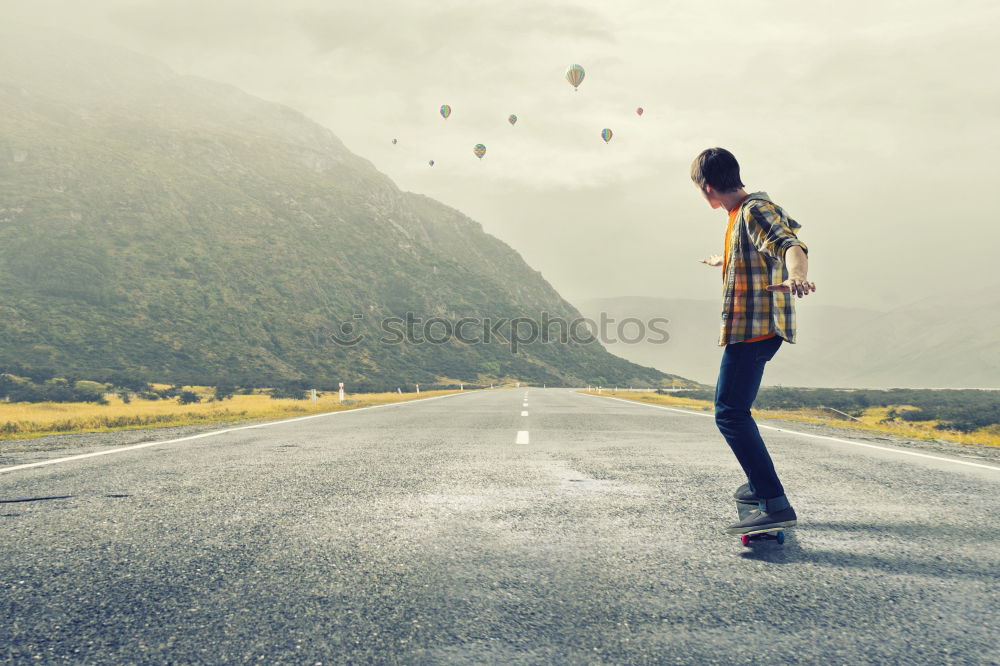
xmin=766 ymin=278 xmax=816 ymax=298
xmin=699 ymin=253 xmax=723 ymax=267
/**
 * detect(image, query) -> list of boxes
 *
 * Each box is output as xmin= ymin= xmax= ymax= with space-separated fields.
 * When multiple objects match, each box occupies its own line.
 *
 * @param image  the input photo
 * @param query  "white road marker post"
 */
xmin=311 ymin=389 xmax=318 ymax=403
xmin=338 ymin=382 xmax=345 ymax=403
xmin=460 ymin=383 xmax=464 ymax=391
xmin=416 ymin=383 xmax=420 ymax=394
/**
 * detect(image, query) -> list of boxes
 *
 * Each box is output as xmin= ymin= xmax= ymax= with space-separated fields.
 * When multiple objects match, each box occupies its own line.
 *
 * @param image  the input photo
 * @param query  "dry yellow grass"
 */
xmin=581 ymin=390 xmax=1000 ymax=448
xmin=0 ymin=389 xmax=463 ymax=440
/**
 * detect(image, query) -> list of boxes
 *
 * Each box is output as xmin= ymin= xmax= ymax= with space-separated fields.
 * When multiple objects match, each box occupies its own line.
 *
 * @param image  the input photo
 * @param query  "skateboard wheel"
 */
xmin=776 ymin=531 xmax=785 ymax=545
xmin=740 ymin=534 xmax=751 ymax=546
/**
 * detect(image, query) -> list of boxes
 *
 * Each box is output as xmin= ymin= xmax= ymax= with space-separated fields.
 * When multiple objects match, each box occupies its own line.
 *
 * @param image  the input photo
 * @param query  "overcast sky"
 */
xmin=6 ymin=0 xmax=999 ymax=311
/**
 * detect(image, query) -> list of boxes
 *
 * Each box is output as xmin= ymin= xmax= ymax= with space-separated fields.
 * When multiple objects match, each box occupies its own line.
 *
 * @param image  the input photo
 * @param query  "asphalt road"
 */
xmin=2 ymin=388 xmax=998 ymax=665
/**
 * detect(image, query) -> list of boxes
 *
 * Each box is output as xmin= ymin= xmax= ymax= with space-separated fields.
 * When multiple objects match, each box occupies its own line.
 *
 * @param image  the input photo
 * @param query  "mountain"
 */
xmin=0 ymin=27 xmax=693 ymax=390
xmin=579 ymin=289 xmax=1000 ymax=389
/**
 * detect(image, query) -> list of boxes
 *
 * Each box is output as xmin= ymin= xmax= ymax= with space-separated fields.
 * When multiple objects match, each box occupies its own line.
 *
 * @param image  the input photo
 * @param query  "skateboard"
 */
xmin=735 ymin=501 xmax=787 ymax=546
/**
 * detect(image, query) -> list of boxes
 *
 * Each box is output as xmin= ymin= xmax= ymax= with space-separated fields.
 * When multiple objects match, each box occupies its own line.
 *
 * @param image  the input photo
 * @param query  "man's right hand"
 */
xmin=699 ymin=254 xmax=723 ymax=267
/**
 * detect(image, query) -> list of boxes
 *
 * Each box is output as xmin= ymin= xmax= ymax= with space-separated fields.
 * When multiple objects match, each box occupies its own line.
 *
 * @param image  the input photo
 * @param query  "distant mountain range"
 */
xmin=0 ymin=27 xmax=692 ymax=390
xmin=579 ymin=286 xmax=1000 ymax=389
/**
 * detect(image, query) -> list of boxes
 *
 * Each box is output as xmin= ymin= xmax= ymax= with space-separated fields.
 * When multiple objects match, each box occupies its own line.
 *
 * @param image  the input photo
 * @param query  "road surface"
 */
xmin=2 ymin=388 xmax=998 ymax=664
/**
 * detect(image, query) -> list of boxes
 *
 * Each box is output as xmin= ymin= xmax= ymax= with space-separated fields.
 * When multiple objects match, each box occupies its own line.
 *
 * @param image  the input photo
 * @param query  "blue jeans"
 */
xmin=714 ymin=335 xmax=787 ymax=503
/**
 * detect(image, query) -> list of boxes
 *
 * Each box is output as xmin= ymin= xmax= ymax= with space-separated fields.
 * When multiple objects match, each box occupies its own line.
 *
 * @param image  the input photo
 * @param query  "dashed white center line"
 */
xmin=521 ymin=411 xmax=528 ymax=416
xmin=516 ymin=430 xmax=530 ymax=444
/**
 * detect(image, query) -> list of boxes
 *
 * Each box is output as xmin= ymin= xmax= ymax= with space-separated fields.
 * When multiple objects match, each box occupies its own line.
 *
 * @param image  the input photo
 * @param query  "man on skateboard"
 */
xmin=691 ymin=147 xmax=816 ymax=536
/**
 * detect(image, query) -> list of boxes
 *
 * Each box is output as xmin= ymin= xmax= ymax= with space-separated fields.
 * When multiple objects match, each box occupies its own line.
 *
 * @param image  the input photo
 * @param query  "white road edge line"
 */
xmin=578 ymin=391 xmax=1000 ymax=473
xmin=516 ymin=430 xmax=530 ymax=444
xmin=0 ymin=391 xmax=475 ymax=475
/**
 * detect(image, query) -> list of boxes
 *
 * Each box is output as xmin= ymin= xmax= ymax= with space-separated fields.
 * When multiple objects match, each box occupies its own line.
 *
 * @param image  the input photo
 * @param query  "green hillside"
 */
xmin=0 ymin=28 xmax=691 ymax=390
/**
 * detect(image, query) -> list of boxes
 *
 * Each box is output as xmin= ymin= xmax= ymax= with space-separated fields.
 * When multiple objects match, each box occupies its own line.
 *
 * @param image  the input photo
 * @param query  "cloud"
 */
xmin=2 ymin=0 xmax=998 ymax=311
xmin=106 ymin=0 xmax=296 ymax=49
xmin=294 ymin=1 xmax=615 ymax=58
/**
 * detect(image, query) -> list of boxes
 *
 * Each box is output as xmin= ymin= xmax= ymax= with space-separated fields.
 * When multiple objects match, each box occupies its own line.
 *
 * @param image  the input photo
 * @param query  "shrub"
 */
xmin=898 ymin=408 xmax=936 ymax=422
xmin=156 ymin=385 xmax=182 ymax=399
xmin=270 ymin=382 xmax=308 ymax=400
xmin=107 ymin=373 xmax=151 ymax=393
xmin=213 ymin=385 xmax=237 ymax=401
xmin=0 ymin=374 xmax=16 ymax=400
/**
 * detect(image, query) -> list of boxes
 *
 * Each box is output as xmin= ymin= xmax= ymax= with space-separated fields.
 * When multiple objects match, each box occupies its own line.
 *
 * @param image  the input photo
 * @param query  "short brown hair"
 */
xmin=690 ymin=147 xmax=744 ymax=193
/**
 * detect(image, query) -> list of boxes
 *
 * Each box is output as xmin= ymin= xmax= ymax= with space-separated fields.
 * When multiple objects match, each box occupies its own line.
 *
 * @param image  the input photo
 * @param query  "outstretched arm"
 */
xmin=766 ymin=246 xmax=816 ymax=297
xmin=786 ymin=246 xmax=808 ymax=281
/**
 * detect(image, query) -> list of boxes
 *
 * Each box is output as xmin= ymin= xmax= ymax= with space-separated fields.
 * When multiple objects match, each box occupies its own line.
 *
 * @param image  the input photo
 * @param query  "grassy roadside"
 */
xmin=580 ymin=390 xmax=1000 ymax=448
xmin=0 ymin=388 xmax=467 ymax=441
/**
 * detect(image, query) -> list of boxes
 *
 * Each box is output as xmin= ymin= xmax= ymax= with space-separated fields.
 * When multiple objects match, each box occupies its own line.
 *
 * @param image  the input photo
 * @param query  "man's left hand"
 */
xmin=766 ymin=278 xmax=816 ymax=298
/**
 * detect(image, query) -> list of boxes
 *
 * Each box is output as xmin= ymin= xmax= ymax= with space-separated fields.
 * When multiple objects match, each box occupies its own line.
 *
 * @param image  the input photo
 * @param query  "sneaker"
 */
xmin=733 ymin=483 xmax=761 ymax=504
xmin=725 ymin=505 xmax=797 ymax=535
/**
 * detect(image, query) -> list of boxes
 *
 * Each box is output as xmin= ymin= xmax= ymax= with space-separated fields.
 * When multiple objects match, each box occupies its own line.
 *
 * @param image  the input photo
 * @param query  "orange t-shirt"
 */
xmin=724 ymin=197 xmax=776 ymax=344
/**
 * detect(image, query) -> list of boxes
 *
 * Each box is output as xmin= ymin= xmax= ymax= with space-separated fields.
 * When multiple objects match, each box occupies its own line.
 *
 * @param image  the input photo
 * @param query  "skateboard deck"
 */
xmin=735 ymin=501 xmax=787 ymax=546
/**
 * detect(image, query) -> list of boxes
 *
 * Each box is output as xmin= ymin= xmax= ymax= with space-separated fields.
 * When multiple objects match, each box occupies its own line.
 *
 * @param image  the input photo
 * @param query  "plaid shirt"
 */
xmin=719 ymin=191 xmax=809 ymax=346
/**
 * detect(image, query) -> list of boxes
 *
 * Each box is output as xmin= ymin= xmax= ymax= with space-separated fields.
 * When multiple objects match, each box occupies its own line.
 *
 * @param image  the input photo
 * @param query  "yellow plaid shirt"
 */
xmin=720 ymin=191 xmax=809 ymax=346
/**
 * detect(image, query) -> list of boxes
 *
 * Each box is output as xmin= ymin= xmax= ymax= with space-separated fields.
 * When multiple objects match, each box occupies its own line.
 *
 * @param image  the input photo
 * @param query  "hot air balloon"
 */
xmin=473 ymin=144 xmax=487 ymax=159
xmin=601 ymin=128 xmax=613 ymax=143
xmin=636 ymin=107 xmax=644 ymax=117
xmin=428 ymin=159 xmax=435 ymax=166
xmin=508 ymin=114 xmax=518 ymax=126
xmin=392 ymin=138 xmax=397 ymax=144
xmin=440 ymin=104 xmax=451 ymax=119
xmin=565 ymin=64 xmax=585 ymax=91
